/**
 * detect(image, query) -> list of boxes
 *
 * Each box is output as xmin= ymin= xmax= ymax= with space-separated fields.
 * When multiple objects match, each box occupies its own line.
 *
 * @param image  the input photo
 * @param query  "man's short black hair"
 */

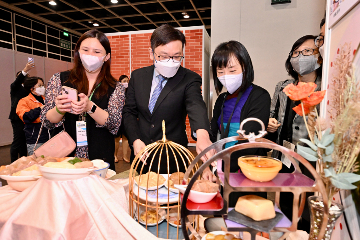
xmin=150 ymin=24 xmax=186 ymax=50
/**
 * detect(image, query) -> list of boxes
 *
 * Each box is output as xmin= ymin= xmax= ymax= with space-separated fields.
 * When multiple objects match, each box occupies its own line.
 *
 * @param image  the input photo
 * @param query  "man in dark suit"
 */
xmin=9 ymin=61 xmax=35 ymax=161
xmin=123 ymin=24 xmax=214 ymax=178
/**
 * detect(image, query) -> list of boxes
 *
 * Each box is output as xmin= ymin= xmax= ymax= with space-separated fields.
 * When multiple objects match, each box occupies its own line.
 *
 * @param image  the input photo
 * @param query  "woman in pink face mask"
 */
xmin=41 ymin=29 xmax=125 ymax=170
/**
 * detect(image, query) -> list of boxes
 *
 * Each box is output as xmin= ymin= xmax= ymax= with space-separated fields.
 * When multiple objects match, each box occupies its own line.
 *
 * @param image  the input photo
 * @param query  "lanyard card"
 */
xmin=76 ymin=121 xmax=88 ymax=146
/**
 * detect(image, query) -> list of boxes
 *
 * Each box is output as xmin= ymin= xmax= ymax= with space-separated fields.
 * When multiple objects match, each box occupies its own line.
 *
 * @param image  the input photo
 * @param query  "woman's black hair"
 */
xmin=23 ymin=77 xmax=43 ymax=92
xmin=211 ymin=41 xmax=254 ymax=95
xmin=119 ymin=75 xmax=128 ymax=81
xmin=285 ymin=35 xmax=322 ymax=80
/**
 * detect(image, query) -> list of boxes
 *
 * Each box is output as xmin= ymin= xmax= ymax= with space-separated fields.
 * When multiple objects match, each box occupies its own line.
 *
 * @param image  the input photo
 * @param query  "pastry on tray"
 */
xmin=140 ymin=209 xmax=161 ymax=224
xmin=191 ymin=179 xmax=219 ymax=193
xmin=134 ymin=171 xmax=166 ymax=188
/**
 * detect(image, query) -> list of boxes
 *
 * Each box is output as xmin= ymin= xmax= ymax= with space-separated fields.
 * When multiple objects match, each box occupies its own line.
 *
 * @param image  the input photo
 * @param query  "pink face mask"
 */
xmin=79 ymin=53 xmax=106 ymax=73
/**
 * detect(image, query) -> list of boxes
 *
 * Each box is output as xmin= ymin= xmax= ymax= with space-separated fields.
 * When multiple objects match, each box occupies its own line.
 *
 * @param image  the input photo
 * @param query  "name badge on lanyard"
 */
xmin=76 ymin=121 xmax=88 ymax=146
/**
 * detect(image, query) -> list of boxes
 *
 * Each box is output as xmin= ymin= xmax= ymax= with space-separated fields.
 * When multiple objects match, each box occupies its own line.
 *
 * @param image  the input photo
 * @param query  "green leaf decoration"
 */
xmin=325 ymin=142 xmax=335 ymax=155
xmin=322 ymin=154 xmax=333 ymax=162
xmin=314 ymin=135 xmax=320 ymax=145
xmin=299 ymin=138 xmax=318 ymax=151
xmin=324 ymin=168 xmax=335 ymax=177
xmin=297 ymin=145 xmax=319 ymax=162
xmin=336 ymin=172 xmax=360 ymax=184
xmin=331 ymin=177 xmax=358 ymax=190
xmin=321 ymin=132 xmax=335 ymax=147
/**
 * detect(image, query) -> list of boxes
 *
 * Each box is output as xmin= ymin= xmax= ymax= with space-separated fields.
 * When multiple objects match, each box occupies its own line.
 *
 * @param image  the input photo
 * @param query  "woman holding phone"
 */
xmin=41 ymin=29 xmax=125 ymax=170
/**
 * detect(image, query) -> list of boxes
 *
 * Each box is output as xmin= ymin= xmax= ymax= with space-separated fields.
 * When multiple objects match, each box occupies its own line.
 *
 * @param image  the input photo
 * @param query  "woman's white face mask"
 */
xmin=218 ymin=73 xmax=243 ymax=94
xmin=80 ymin=53 xmax=106 ymax=73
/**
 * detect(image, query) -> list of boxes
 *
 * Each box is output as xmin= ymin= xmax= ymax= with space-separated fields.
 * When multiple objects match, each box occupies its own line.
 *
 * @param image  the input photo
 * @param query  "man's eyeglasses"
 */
xmin=153 ymin=52 xmax=184 ymax=63
xmin=290 ymin=48 xmax=317 ymax=58
xmin=315 ymin=36 xmax=324 ymax=48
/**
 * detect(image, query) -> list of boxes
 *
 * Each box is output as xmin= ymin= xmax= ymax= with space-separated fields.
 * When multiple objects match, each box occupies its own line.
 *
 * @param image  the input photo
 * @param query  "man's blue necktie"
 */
xmin=149 ymin=75 xmax=166 ymax=114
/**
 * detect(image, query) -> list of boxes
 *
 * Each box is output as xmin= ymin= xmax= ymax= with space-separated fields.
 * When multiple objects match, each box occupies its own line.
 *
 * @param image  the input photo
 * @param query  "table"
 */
xmin=0 ymin=175 xmax=161 ymax=240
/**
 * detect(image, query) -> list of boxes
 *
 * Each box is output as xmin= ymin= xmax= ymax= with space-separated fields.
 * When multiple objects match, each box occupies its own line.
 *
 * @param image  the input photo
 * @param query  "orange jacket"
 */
xmin=16 ymin=93 xmax=45 ymax=123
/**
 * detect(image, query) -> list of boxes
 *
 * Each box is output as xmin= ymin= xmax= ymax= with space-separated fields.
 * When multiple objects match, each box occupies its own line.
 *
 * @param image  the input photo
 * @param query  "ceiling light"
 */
xmin=183 ymin=14 xmax=190 ymax=19
xmin=111 ymin=0 xmax=118 ymax=3
xmin=88 ymin=21 xmax=93 ymax=24
xmin=93 ymin=23 xmax=99 ymax=27
xmin=49 ymin=1 xmax=56 ymax=5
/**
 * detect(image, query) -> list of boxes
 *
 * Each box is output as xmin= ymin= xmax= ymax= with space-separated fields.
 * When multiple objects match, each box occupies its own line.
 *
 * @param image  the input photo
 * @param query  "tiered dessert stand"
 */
xmin=181 ymin=118 xmax=329 ymax=240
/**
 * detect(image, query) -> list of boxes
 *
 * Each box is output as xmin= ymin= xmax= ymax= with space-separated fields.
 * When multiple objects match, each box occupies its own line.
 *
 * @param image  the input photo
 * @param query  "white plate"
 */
xmin=105 ymin=169 xmax=117 ymax=179
xmin=0 ymin=175 xmax=40 ymax=181
xmin=39 ymin=166 xmax=93 ymax=181
xmin=164 ymin=180 xmax=180 ymax=193
xmin=132 ymin=174 xmax=180 ymax=204
xmin=202 ymin=231 xmax=239 ymax=240
xmin=174 ymin=184 xmax=218 ymax=203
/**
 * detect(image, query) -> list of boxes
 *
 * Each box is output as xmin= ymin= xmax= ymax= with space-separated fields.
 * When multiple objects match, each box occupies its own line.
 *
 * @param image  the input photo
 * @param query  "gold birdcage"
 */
xmin=129 ymin=120 xmax=199 ymax=239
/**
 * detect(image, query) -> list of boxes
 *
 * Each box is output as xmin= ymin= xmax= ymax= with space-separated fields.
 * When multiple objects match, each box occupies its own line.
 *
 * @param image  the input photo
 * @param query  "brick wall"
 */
xmin=108 ymin=35 xmax=131 ymax=79
xmin=108 ymin=28 xmax=204 ymax=145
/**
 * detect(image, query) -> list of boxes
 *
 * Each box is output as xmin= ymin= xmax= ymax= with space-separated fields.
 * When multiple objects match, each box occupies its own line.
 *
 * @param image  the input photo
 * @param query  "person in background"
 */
xmin=123 ymin=24 xmax=214 ymax=179
xmin=267 ymin=35 xmax=322 ymax=232
xmin=9 ymin=61 xmax=35 ymax=161
xmin=210 ymin=40 xmax=271 ymax=206
xmin=16 ymin=77 xmax=49 ymax=155
xmin=315 ymin=18 xmax=326 ymax=57
xmin=41 ymin=29 xmax=125 ymax=171
xmin=115 ymin=75 xmax=130 ymax=163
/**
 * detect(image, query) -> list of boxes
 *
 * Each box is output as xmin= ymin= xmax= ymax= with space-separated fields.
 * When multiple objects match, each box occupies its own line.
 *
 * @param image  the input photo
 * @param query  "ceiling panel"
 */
xmin=2 ymin=0 xmax=211 ymax=35
xmin=38 ymin=1 xmax=74 ymax=12
xmin=135 ymin=2 xmax=164 ymax=14
xmin=16 ymin=3 xmax=50 ymax=15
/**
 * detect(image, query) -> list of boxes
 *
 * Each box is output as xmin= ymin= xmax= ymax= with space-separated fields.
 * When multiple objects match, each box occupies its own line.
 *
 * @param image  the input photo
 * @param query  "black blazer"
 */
xmin=210 ymin=84 xmax=271 ymax=172
xmin=9 ymin=73 xmax=28 ymax=120
xmin=123 ymin=65 xmax=210 ymax=172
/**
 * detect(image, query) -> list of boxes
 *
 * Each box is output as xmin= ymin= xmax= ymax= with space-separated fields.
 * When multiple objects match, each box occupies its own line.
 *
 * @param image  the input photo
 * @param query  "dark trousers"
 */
xmin=10 ymin=119 xmax=27 ymax=162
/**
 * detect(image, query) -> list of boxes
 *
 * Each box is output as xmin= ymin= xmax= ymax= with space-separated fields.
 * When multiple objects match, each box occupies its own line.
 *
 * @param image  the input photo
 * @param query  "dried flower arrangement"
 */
xmin=282 ymin=49 xmax=360 ymax=207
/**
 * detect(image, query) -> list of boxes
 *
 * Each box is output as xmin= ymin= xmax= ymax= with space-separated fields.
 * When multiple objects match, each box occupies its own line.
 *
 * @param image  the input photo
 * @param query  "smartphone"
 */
xmin=61 ymin=86 xmax=78 ymax=105
xmin=28 ymin=57 xmax=34 ymax=63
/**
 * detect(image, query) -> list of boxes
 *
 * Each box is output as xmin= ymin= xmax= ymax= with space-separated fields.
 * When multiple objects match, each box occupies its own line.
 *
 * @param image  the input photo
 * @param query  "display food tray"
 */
xmin=132 ymin=174 xmax=180 ymax=204
xmin=217 ymin=172 xmax=315 ymax=188
xmin=224 ymin=207 xmax=292 ymax=231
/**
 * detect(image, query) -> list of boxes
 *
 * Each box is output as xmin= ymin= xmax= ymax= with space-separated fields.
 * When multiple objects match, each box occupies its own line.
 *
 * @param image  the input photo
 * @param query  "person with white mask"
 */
xmin=267 ymin=35 xmax=322 ymax=233
xmin=315 ymin=18 xmax=326 ymax=57
xmin=16 ymin=77 xmax=49 ymax=155
xmin=210 ymin=41 xmax=271 ymax=172
xmin=123 ymin=24 xmax=215 ymax=180
xmin=115 ymin=75 xmax=130 ymax=163
xmin=41 ymin=29 xmax=125 ymax=170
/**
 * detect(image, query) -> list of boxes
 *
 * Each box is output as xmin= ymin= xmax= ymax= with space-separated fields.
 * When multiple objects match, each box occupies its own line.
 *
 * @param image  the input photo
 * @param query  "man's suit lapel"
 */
xmin=141 ymin=66 xmax=154 ymax=117
xmin=152 ymin=66 xmax=185 ymax=115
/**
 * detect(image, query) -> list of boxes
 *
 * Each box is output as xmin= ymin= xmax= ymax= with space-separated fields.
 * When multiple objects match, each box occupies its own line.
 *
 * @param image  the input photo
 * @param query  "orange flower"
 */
xmin=283 ymin=82 xmax=317 ymax=101
xmin=302 ymin=90 xmax=326 ymax=106
xmin=293 ymin=103 xmax=312 ymax=116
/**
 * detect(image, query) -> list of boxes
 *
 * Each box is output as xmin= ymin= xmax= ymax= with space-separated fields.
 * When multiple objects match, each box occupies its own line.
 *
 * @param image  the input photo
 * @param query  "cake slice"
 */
xmin=234 ymin=195 xmax=275 ymax=221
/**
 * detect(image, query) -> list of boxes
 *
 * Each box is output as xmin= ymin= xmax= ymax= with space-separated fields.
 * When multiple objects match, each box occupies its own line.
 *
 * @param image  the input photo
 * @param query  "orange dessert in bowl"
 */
xmin=238 ymin=156 xmax=282 ymax=182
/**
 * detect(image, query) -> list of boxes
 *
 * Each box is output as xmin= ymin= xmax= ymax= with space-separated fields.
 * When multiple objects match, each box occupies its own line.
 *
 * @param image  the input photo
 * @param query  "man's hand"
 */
xmin=202 ymin=167 xmax=217 ymax=182
xmin=196 ymin=129 xmax=216 ymax=166
xmin=267 ymin=118 xmax=281 ymax=133
xmin=133 ymin=139 xmax=148 ymax=164
xmin=23 ymin=61 xmax=35 ymax=73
